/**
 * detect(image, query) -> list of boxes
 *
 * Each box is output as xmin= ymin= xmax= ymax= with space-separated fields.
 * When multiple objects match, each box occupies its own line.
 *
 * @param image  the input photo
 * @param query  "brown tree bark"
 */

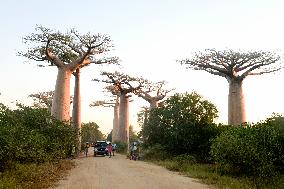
xmin=179 ymin=49 xmax=281 ymax=126
xmin=51 ymin=67 xmax=72 ymax=122
xmin=72 ymin=68 xmax=82 ymax=152
xmin=72 ymin=68 xmax=81 ymax=129
xmin=20 ymin=26 xmax=119 ymax=123
xmin=118 ymin=93 xmax=129 ymax=144
xmin=112 ymin=96 xmax=119 ymax=142
xmin=149 ymin=100 xmax=158 ymax=110
xmin=228 ymin=79 xmax=246 ymax=125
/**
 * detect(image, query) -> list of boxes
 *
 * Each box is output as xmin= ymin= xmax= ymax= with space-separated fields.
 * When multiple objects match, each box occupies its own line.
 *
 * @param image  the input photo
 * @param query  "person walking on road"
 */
xmin=112 ymin=143 xmax=117 ymax=156
xmin=107 ymin=142 xmax=113 ymax=158
xmin=85 ymin=142 xmax=90 ymax=157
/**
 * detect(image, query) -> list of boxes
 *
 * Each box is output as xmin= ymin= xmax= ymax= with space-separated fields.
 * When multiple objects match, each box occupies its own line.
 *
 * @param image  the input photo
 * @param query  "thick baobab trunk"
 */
xmin=51 ymin=67 xmax=72 ymax=122
xmin=72 ymin=69 xmax=81 ymax=153
xmin=72 ymin=69 xmax=81 ymax=129
xmin=118 ymin=93 xmax=129 ymax=144
xmin=228 ymin=79 xmax=246 ymax=125
xmin=112 ymin=96 xmax=119 ymax=142
xmin=149 ymin=101 xmax=158 ymax=110
xmin=144 ymin=109 xmax=149 ymax=126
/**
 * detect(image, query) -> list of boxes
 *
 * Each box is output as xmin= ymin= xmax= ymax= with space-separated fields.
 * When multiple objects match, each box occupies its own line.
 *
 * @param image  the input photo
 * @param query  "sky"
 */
xmin=0 ymin=0 xmax=284 ymax=134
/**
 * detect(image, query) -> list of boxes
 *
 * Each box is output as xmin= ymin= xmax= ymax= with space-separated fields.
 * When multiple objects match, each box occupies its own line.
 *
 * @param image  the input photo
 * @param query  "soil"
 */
xmin=52 ymin=153 xmax=213 ymax=189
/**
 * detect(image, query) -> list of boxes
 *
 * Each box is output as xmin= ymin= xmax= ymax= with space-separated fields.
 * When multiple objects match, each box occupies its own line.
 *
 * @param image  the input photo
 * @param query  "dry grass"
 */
xmin=151 ymin=160 xmax=284 ymax=189
xmin=0 ymin=160 xmax=75 ymax=189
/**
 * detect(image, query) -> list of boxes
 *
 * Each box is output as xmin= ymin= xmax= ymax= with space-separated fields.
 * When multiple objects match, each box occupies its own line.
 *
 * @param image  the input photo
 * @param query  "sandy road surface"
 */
xmin=53 ymin=153 xmax=212 ymax=189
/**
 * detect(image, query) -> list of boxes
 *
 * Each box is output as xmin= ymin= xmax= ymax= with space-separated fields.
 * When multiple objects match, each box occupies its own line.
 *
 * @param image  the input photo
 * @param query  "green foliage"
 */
xmin=142 ymin=92 xmax=221 ymax=160
xmin=172 ymin=154 xmax=197 ymax=166
xmin=113 ymin=141 xmax=127 ymax=154
xmin=155 ymin=159 xmax=284 ymax=189
xmin=106 ymin=130 xmax=112 ymax=142
xmin=0 ymin=103 xmax=78 ymax=171
xmin=141 ymin=144 xmax=169 ymax=161
xmin=129 ymin=125 xmax=139 ymax=144
xmin=210 ymin=120 xmax=284 ymax=182
xmin=81 ymin=122 xmax=104 ymax=144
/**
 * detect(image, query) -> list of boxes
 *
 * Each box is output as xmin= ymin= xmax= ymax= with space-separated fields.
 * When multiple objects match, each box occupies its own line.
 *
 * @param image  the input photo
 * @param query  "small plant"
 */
xmin=172 ymin=154 xmax=197 ymax=166
xmin=114 ymin=141 xmax=128 ymax=154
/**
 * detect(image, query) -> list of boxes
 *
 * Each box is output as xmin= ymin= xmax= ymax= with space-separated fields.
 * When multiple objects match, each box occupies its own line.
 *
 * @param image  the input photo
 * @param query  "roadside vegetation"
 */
xmin=0 ymin=103 xmax=79 ymax=188
xmin=140 ymin=92 xmax=284 ymax=189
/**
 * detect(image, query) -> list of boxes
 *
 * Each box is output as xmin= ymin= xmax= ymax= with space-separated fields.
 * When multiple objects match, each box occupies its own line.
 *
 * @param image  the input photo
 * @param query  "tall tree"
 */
xmin=72 ymin=68 xmax=81 ymax=129
xmin=129 ymin=125 xmax=139 ymax=144
xmin=28 ymin=91 xmax=73 ymax=112
xmin=28 ymin=91 xmax=54 ymax=112
xmin=19 ymin=26 xmax=118 ymax=122
xmin=90 ymin=95 xmax=119 ymax=142
xmin=138 ymin=81 xmax=173 ymax=110
xmin=143 ymin=92 xmax=219 ymax=157
xmin=137 ymin=107 xmax=150 ymax=128
xmin=81 ymin=122 xmax=105 ymax=144
xmin=95 ymin=71 xmax=144 ymax=144
xmin=179 ymin=49 xmax=282 ymax=125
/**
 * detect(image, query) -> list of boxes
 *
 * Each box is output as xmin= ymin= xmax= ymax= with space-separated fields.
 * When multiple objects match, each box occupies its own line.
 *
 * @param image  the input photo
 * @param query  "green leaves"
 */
xmin=142 ymin=92 xmax=220 ymax=160
xmin=210 ymin=121 xmax=283 ymax=179
xmin=81 ymin=122 xmax=104 ymax=144
xmin=0 ymin=104 xmax=78 ymax=171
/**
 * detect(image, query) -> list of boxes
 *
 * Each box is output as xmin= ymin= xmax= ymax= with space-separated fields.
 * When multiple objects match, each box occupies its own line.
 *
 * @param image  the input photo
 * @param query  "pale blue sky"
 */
xmin=0 ymin=0 xmax=284 ymax=134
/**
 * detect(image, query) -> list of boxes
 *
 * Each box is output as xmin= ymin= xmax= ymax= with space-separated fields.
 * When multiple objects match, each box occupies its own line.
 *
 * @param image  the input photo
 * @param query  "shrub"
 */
xmin=172 ymin=154 xmax=197 ymax=166
xmin=210 ymin=122 xmax=283 ymax=180
xmin=114 ymin=141 xmax=128 ymax=154
xmin=141 ymin=144 xmax=169 ymax=160
xmin=0 ymin=104 xmax=78 ymax=171
xmin=142 ymin=92 xmax=222 ymax=161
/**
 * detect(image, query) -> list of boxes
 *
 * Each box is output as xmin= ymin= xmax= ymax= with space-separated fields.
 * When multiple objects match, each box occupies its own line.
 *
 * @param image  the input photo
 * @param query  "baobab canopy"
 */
xmin=178 ymin=49 xmax=282 ymax=82
xmin=178 ymin=49 xmax=283 ymax=126
xmin=19 ymin=26 xmax=119 ymax=122
xmin=19 ymin=26 xmax=118 ymax=68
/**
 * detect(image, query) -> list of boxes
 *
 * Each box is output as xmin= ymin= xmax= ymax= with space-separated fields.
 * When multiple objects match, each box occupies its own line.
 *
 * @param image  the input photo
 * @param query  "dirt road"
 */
xmin=53 ymin=153 xmax=212 ymax=189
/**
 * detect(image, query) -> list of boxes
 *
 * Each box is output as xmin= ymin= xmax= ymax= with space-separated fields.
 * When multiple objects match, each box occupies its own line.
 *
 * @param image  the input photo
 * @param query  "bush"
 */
xmin=114 ymin=141 xmax=128 ymax=154
xmin=141 ymin=144 xmax=169 ymax=160
xmin=142 ymin=92 xmax=222 ymax=161
xmin=210 ymin=121 xmax=283 ymax=180
xmin=0 ymin=104 xmax=78 ymax=171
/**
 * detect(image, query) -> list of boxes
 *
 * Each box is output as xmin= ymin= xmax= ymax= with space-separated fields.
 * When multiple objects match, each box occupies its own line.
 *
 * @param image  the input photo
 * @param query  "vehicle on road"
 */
xmin=93 ymin=141 xmax=108 ymax=157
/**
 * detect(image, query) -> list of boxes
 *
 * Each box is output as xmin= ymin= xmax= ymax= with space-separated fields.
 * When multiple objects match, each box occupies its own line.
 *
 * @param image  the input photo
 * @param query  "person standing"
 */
xmin=85 ymin=142 xmax=90 ymax=157
xmin=71 ymin=144 xmax=76 ymax=159
xmin=107 ymin=143 xmax=113 ymax=158
xmin=112 ymin=143 xmax=117 ymax=156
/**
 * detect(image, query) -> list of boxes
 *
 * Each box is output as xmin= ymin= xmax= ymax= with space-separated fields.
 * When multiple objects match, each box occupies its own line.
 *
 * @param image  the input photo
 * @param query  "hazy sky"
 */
xmin=0 ymin=0 xmax=284 ymax=134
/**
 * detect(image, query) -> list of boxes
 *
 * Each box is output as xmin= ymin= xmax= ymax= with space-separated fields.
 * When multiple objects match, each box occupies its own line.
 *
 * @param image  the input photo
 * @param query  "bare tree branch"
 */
xmin=19 ymin=26 xmax=118 ymax=71
xmin=179 ymin=49 xmax=282 ymax=82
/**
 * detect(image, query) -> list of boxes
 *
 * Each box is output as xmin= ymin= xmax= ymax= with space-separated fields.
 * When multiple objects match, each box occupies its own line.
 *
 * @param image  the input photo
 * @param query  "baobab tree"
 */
xmin=179 ymin=49 xmax=282 ymax=125
xmin=28 ymin=91 xmax=54 ymax=112
xmin=71 ymin=68 xmax=81 ymax=129
xmin=138 ymin=80 xmax=173 ymax=110
xmin=29 ymin=91 xmax=73 ymax=112
xmin=137 ymin=106 xmax=150 ymax=128
xmin=19 ymin=26 xmax=118 ymax=122
xmin=90 ymin=95 xmax=120 ymax=142
xmin=95 ymin=71 xmax=144 ymax=143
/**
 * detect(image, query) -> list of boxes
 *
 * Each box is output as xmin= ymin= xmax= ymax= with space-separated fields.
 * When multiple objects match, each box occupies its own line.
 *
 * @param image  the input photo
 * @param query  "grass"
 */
xmin=0 ymin=160 xmax=75 ymax=189
xmin=151 ymin=160 xmax=284 ymax=189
